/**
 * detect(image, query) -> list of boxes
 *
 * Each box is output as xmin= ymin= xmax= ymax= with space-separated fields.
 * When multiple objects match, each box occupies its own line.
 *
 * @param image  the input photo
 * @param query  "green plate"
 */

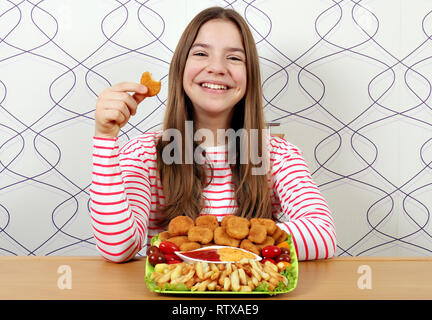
xmin=145 ymin=234 xmax=298 ymax=296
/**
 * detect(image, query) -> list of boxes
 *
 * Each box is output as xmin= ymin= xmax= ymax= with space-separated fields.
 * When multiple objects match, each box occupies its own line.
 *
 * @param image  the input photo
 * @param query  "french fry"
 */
xmin=218 ymin=269 xmax=228 ymax=286
xmin=197 ymin=279 xmax=211 ymax=291
xmin=171 ymin=267 xmax=195 ymax=285
xmin=251 ymin=267 xmax=261 ymax=281
xmin=247 ymin=276 xmax=256 ymax=290
xmin=157 ymin=268 xmax=174 ymax=286
xmin=170 ymin=264 xmax=183 ymax=282
xmin=230 ymin=269 xmax=240 ymax=291
xmin=196 ymin=262 xmax=204 ymax=280
xmin=207 ymin=281 xmax=217 ymax=291
xmin=263 ymin=264 xmax=283 ymax=279
xmin=226 ymin=262 xmax=232 ymax=275
xmin=223 ymin=277 xmax=231 ymax=291
xmin=251 ymin=275 xmax=259 ymax=287
xmin=269 ymin=276 xmax=280 ymax=287
xmin=210 ymin=264 xmax=220 ymax=280
xmin=202 ymin=262 xmax=209 ymax=274
xmin=154 ymin=263 xmax=169 ymax=273
xmin=185 ymin=277 xmax=196 ymax=289
xmin=250 ymin=260 xmax=270 ymax=280
xmin=264 ymin=260 xmax=278 ymax=273
xmin=266 ymin=281 xmax=276 ymax=291
xmin=238 ymin=268 xmax=247 ymax=285
xmin=240 ymin=285 xmax=252 ymax=292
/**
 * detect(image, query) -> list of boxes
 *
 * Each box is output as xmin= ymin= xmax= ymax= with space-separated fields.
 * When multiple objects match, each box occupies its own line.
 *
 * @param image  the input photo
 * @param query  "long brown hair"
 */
xmin=156 ymin=6 xmax=272 ymax=227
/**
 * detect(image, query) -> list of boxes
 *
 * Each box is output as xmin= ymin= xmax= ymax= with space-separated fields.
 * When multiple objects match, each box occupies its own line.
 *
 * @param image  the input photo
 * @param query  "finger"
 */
xmin=102 ymin=109 xmax=125 ymax=126
xmin=109 ymin=82 xmax=147 ymax=95
xmin=132 ymin=91 xmax=148 ymax=105
xmin=105 ymin=91 xmax=139 ymax=116
xmin=104 ymin=99 xmax=131 ymax=124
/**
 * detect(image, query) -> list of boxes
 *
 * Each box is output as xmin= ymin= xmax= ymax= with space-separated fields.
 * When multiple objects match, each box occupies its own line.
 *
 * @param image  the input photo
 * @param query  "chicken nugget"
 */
xmin=195 ymin=215 xmax=219 ymax=231
xmin=250 ymin=218 xmax=259 ymax=226
xmin=240 ymin=239 xmax=260 ymax=256
xmin=256 ymin=236 xmax=275 ymax=251
xmin=180 ymin=241 xmax=201 ymax=251
xmin=221 ymin=215 xmax=235 ymax=228
xmin=247 ymin=223 xmax=267 ymax=244
xmin=140 ymin=71 xmax=161 ymax=97
xmin=166 ymin=236 xmax=189 ymax=248
xmin=214 ymin=226 xmax=240 ymax=247
xmin=276 ymin=229 xmax=289 ymax=244
xmin=257 ymin=218 xmax=277 ymax=235
xmin=167 ymin=216 xmax=194 ymax=236
xmin=159 ymin=231 xmax=171 ymax=241
xmin=188 ymin=226 xmax=213 ymax=244
xmin=271 ymin=226 xmax=283 ymax=242
xmin=250 ymin=218 xmax=277 ymax=235
xmin=226 ymin=216 xmax=250 ymax=240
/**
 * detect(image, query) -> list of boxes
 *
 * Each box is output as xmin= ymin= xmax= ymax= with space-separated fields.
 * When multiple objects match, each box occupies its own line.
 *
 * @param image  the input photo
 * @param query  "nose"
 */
xmin=206 ymin=55 xmax=227 ymax=75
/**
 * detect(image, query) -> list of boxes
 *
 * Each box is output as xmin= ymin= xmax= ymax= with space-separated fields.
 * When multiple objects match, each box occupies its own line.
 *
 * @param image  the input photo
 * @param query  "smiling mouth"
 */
xmin=200 ymin=82 xmax=229 ymax=90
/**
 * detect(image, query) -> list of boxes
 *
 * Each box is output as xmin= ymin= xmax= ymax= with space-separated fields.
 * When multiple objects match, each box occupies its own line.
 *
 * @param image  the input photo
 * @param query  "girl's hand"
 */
xmin=94 ymin=82 xmax=148 ymax=139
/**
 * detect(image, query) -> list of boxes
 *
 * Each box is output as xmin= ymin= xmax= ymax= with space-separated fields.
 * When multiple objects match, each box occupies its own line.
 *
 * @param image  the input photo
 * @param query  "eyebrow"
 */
xmin=191 ymin=43 xmax=245 ymax=55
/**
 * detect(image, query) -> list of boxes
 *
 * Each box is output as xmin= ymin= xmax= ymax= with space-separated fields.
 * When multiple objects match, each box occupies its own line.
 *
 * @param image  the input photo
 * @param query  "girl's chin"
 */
xmin=195 ymin=105 xmax=235 ymax=116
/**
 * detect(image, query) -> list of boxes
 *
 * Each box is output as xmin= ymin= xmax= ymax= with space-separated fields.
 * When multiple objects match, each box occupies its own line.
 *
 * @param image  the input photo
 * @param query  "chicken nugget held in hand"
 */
xmin=140 ymin=71 xmax=161 ymax=97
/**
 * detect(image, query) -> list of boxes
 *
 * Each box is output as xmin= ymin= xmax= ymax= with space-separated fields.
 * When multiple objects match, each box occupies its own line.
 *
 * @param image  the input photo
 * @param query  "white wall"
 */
xmin=0 ymin=0 xmax=431 ymax=257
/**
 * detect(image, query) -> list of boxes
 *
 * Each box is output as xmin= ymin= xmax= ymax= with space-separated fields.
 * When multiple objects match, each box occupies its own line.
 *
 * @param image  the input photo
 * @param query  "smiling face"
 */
xmin=183 ymin=19 xmax=247 ymax=130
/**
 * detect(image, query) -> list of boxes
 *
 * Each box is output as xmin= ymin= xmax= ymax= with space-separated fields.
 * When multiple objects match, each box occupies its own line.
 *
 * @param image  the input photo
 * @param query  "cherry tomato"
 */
xmin=148 ymin=252 xmax=166 ymax=266
xmin=261 ymin=246 xmax=281 ymax=259
xmin=164 ymin=253 xmax=179 ymax=263
xmin=159 ymin=241 xmax=180 ymax=254
xmin=261 ymin=258 xmax=276 ymax=264
xmin=280 ymin=247 xmax=290 ymax=255
xmin=146 ymin=245 xmax=160 ymax=256
xmin=276 ymin=253 xmax=291 ymax=263
xmin=167 ymin=259 xmax=182 ymax=264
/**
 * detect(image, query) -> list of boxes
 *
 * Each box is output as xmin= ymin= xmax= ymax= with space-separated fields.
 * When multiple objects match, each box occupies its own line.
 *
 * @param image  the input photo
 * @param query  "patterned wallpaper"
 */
xmin=0 ymin=0 xmax=431 ymax=257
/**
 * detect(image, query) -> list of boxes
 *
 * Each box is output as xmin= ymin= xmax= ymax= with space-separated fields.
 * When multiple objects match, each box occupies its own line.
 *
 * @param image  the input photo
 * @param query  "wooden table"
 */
xmin=0 ymin=256 xmax=431 ymax=300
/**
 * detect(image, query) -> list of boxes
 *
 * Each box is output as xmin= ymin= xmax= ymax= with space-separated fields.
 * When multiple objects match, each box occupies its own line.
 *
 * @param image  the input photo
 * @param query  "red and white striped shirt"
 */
xmin=90 ymin=131 xmax=336 ymax=262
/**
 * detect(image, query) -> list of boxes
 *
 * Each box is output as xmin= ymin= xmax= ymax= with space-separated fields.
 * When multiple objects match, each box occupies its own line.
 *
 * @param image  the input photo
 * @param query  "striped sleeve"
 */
xmin=271 ymin=138 xmax=337 ymax=261
xmin=90 ymin=136 xmax=152 ymax=263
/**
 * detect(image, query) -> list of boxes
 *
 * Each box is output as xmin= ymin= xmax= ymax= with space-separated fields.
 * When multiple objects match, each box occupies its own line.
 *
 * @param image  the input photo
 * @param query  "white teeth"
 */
xmin=201 ymin=83 xmax=228 ymax=90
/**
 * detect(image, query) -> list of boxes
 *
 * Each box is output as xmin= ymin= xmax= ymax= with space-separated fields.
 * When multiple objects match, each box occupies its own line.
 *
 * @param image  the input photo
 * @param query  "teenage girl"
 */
xmin=91 ymin=6 xmax=337 ymax=262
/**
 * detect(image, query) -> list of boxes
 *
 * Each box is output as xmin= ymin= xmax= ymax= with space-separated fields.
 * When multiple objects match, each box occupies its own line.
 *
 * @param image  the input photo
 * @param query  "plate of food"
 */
xmin=145 ymin=215 xmax=298 ymax=295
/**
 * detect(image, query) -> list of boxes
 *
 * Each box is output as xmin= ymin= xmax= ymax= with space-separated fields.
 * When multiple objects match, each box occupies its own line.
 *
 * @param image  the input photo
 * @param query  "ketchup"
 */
xmin=181 ymin=249 xmax=220 ymax=262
